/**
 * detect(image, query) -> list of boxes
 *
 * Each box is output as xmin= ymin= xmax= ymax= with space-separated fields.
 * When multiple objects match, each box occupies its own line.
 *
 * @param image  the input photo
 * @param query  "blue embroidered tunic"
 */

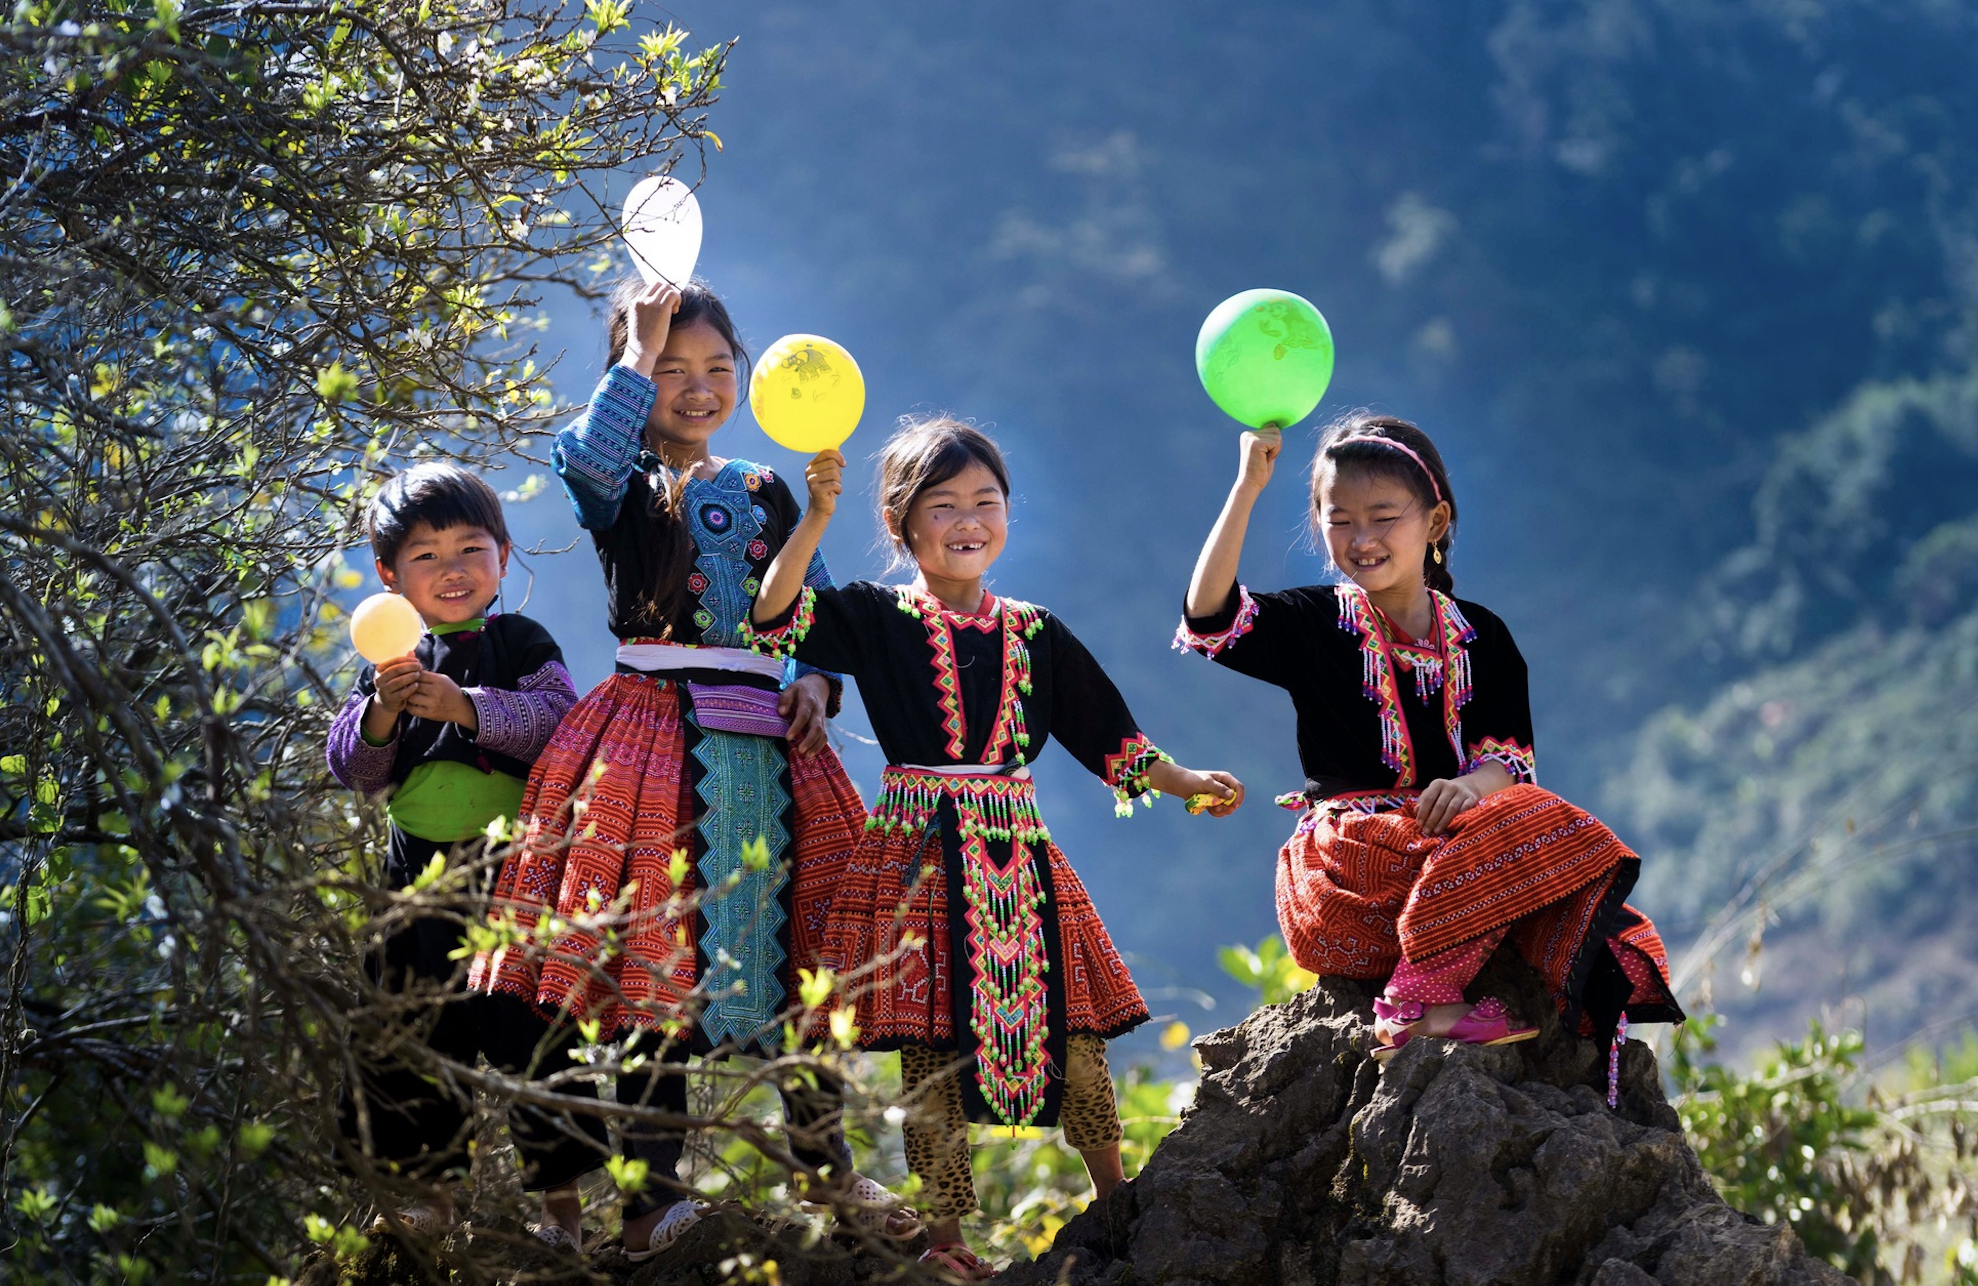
xmin=545 ymin=363 xmax=839 ymax=1053
xmin=554 ymin=364 xmax=836 ymax=663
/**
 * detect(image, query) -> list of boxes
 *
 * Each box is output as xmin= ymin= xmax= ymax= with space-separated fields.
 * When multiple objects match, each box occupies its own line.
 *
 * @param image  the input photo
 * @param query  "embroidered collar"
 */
xmin=428 ymin=615 xmax=488 ymax=636
xmin=1334 ymin=584 xmax=1475 ymax=788
xmin=895 ymin=586 xmax=1044 ymax=764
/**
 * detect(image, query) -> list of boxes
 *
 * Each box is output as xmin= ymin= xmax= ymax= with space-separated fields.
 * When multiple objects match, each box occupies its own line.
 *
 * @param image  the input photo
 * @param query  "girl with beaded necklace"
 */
xmin=745 ymin=417 xmax=1244 ymax=1282
xmin=1177 ymin=412 xmax=1683 ymax=1076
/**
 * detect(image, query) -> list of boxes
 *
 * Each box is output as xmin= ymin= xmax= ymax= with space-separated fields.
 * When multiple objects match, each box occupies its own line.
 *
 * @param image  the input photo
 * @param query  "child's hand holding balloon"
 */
xmin=403 ymin=669 xmax=478 ymax=733
xmin=619 ymin=279 xmax=682 ymax=379
xmin=361 ymin=655 xmax=423 ymax=743
xmin=1237 ymin=427 xmax=1282 ymax=496
xmin=804 ymin=449 xmax=846 ymax=518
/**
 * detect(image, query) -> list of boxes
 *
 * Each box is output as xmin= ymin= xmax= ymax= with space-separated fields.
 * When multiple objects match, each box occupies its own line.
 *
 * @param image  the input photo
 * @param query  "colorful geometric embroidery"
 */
xmin=893 ymin=589 xmax=1047 ymax=767
xmin=1334 ymin=585 xmax=1476 ymax=788
xmin=869 ymin=767 xmax=1053 ymax=1127
xmin=867 ymin=767 xmax=1051 ymax=843
xmin=686 ymin=462 xmax=772 ymax=647
xmin=1100 ymin=734 xmax=1173 ymax=816
xmin=1172 ymin=584 xmax=1260 ymax=658
xmin=739 ymin=585 xmax=817 ymax=660
xmin=1465 ymin=736 xmax=1537 ymax=785
xmin=688 ymin=709 xmax=792 ymax=1052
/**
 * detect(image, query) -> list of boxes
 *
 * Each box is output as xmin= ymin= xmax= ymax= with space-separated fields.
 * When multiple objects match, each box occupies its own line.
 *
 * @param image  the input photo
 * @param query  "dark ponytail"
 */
xmin=1309 ymin=412 xmax=1458 ymax=594
xmin=601 ymin=274 xmax=749 ymax=634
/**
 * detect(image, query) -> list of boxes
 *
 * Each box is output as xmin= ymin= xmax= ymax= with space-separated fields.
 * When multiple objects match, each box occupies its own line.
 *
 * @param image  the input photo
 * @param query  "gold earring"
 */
xmin=1433 ymin=547 xmax=1444 ymax=564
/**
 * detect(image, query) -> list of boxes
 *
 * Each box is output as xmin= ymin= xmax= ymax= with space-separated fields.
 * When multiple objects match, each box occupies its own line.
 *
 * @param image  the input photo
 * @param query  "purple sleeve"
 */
xmin=326 ymin=688 xmax=397 ymax=796
xmin=465 ymin=659 xmax=578 ymax=763
xmin=552 ymin=365 xmax=657 ymax=530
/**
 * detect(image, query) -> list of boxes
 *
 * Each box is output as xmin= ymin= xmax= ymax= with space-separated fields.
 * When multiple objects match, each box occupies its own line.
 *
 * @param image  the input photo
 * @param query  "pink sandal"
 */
xmin=921 ymin=1241 xmax=996 ymax=1282
xmin=1372 ymin=996 xmax=1537 ymax=1062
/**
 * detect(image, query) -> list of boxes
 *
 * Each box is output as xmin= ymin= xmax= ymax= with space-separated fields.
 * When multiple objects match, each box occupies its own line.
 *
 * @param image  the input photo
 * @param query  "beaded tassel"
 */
xmin=1607 ymin=1012 xmax=1629 ymax=1109
xmin=957 ymin=801 xmax=1051 ymax=1128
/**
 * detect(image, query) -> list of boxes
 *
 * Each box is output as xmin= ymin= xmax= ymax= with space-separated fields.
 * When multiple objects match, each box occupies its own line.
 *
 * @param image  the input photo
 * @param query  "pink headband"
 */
xmin=1327 ymin=434 xmax=1443 ymax=504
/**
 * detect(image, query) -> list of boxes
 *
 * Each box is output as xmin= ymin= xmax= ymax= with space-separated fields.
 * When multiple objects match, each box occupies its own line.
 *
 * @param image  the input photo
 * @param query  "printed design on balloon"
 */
xmin=1195 ymin=288 xmax=1335 ymax=430
xmin=685 ymin=462 xmax=770 ymax=647
xmin=749 ymin=334 xmax=865 ymax=454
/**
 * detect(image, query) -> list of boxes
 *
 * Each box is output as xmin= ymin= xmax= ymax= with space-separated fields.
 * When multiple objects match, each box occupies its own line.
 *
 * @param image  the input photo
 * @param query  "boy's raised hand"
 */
xmin=804 ymin=449 xmax=845 ymax=518
xmin=1237 ymin=427 xmax=1282 ymax=494
xmin=619 ymin=280 xmax=682 ymax=378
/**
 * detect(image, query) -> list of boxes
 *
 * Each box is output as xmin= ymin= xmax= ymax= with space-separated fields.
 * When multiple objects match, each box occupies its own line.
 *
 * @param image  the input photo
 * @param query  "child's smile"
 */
xmin=1320 ymin=470 xmax=1445 ymax=600
xmin=379 ymin=519 xmax=508 ymax=626
xmin=645 ymin=318 xmax=738 ymax=459
xmin=901 ymin=461 xmax=1009 ymax=607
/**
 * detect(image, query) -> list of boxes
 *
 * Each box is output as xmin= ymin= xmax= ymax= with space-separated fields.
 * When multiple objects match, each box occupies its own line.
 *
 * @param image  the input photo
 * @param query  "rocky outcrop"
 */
xmin=302 ymin=957 xmax=1850 ymax=1286
xmin=1003 ymin=959 xmax=1850 ymax=1286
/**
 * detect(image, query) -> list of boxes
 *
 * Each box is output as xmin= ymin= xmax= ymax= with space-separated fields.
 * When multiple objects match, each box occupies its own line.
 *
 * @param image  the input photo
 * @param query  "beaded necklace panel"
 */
xmin=1335 ymin=584 xmax=1476 ymax=788
xmin=871 ymin=765 xmax=1054 ymax=1127
xmin=894 ymin=588 xmax=1045 ymax=766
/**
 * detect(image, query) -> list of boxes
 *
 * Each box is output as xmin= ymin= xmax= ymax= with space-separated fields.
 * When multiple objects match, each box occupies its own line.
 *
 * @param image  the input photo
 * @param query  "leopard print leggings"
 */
xmin=898 ymin=1034 xmax=1123 ymax=1220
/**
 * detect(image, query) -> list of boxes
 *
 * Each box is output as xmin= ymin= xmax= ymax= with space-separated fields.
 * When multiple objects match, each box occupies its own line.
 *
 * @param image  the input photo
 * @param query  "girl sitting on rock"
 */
xmin=1177 ymin=413 xmax=1682 ymax=1067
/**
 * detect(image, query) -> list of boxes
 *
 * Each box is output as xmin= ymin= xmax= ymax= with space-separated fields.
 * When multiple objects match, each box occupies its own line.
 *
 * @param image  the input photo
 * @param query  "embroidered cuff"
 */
xmin=467 ymin=661 xmax=578 ymax=763
xmin=1464 ymin=737 xmax=1537 ymax=785
xmin=326 ymin=693 xmax=398 ymax=796
xmin=1173 ymin=585 xmax=1259 ymax=658
xmin=1102 ymin=733 xmax=1174 ymax=817
xmin=554 ymin=365 xmax=656 ymax=529
xmin=740 ymin=586 xmax=817 ymax=660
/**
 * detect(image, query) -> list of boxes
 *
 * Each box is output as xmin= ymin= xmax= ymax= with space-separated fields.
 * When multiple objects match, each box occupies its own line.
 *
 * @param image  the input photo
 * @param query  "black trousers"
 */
xmin=337 ymin=831 xmax=608 ymax=1191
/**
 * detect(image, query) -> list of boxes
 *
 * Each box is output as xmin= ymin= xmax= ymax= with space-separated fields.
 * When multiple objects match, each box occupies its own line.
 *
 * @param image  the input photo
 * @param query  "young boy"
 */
xmin=326 ymin=462 xmax=601 ymax=1246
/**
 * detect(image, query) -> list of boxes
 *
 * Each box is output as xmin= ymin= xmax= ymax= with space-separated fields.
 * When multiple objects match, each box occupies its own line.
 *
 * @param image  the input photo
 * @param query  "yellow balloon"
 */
xmin=350 ymin=592 xmax=425 ymax=663
xmin=749 ymin=334 xmax=865 ymax=453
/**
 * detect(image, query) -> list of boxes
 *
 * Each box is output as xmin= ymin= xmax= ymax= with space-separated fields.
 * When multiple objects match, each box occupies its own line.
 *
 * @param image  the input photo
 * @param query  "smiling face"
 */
xmin=377 ymin=519 xmax=508 ymax=626
xmin=1318 ymin=466 xmax=1450 ymax=598
xmin=896 ymin=460 xmax=1010 ymax=592
xmin=644 ymin=318 xmax=738 ymax=460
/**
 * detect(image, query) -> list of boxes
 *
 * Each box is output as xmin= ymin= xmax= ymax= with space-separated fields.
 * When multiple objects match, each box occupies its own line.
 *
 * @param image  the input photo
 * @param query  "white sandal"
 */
xmin=624 ymin=1198 xmax=701 ymax=1263
xmin=803 ymin=1174 xmax=924 ymax=1240
xmin=367 ymin=1203 xmax=453 ymax=1236
xmin=531 ymin=1223 xmax=582 ymax=1253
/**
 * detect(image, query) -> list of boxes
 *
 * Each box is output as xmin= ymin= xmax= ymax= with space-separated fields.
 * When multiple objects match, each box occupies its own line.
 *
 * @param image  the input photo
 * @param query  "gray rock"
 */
xmin=1002 ymin=960 xmax=1852 ymax=1286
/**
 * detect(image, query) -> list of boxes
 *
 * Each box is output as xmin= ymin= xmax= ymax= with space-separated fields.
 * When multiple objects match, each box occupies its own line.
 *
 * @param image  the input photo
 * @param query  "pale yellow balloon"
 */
xmin=748 ymin=334 xmax=865 ymax=453
xmin=350 ymin=592 xmax=425 ymax=663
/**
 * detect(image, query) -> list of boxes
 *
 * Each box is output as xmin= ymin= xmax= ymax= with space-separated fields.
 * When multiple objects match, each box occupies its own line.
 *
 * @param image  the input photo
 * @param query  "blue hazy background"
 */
xmin=487 ymin=1 xmax=1978 ymax=1061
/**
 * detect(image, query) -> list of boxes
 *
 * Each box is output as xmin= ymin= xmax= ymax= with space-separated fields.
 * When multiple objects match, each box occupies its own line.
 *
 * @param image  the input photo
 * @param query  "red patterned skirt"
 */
xmin=465 ymin=673 xmax=866 ymax=1047
xmin=1276 ymin=784 xmax=1681 ymax=1035
xmin=816 ymin=767 xmax=1148 ymax=1129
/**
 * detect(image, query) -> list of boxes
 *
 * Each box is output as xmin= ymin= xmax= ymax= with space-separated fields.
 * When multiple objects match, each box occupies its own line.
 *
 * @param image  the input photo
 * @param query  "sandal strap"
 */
xmin=1373 ymin=996 xmax=1424 ymax=1023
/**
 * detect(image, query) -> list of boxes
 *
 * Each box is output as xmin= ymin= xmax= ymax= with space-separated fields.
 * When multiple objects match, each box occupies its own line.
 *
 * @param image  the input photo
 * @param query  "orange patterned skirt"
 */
xmin=466 ymin=673 xmax=866 ymax=1048
xmin=1276 ymin=784 xmax=1681 ymax=1035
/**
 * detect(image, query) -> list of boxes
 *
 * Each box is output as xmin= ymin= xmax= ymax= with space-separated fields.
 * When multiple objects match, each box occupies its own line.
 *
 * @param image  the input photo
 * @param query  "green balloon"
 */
xmin=1195 ymin=288 xmax=1335 ymax=429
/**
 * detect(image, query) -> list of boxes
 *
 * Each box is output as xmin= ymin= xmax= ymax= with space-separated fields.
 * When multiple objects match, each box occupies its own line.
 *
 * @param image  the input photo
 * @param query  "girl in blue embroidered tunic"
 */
xmin=746 ymin=418 xmax=1244 ymax=1282
xmin=1178 ymin=413 xmax=1682 ymax=1072
xmin=467 ymin=279 xmax=907 ymax=1258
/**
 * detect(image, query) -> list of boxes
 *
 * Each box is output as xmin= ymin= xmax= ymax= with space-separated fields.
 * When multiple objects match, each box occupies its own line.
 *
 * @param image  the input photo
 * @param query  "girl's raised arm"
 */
xmin=753 ymin=448 xmax=844 ymax=626
xmin=551 ymin=281 xmax=681 ymax=530
xmin=1185 ymin=427 xmax=1281 ymax=619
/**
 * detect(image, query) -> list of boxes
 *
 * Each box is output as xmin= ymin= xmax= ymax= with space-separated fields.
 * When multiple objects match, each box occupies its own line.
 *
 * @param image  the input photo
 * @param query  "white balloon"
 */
xmin=622 ymin=175 xmax=703 ymax=286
